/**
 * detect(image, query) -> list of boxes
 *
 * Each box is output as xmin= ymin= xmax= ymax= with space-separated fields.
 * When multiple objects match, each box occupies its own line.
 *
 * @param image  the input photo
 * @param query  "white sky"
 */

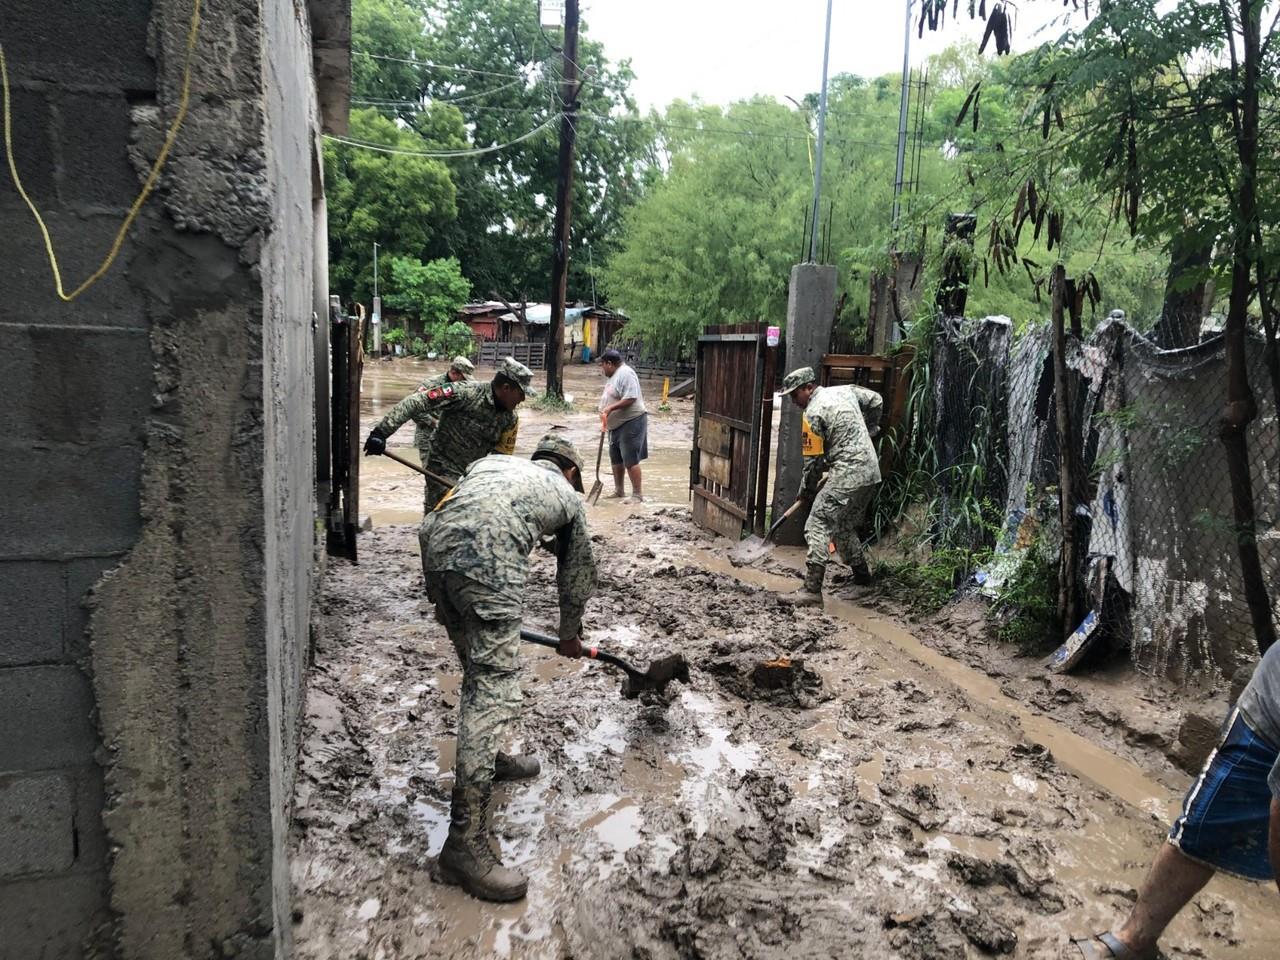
xmin=580 ymin=1 xmax=1080 ymax=110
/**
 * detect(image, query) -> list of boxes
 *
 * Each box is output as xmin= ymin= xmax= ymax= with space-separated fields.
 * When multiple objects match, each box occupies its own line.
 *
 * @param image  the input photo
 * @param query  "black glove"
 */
xmin=363 ymin=433 xmax=386 ymax=456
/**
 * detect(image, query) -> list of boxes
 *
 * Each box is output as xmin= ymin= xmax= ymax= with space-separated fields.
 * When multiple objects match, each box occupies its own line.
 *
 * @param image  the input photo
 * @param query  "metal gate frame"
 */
xmin=689 ymin=324 xmax=777 ymax=540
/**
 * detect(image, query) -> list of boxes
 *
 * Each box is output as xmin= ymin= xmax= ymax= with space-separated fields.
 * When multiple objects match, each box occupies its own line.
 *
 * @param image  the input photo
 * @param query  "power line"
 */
xmin=353 ymin=50 xmax=531 ymax=81
xmin=323 ymin=114 xmax=560 ymax=158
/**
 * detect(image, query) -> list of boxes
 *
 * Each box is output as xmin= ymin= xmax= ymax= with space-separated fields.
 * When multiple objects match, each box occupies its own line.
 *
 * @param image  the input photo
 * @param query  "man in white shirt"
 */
xmin=597 ymin=348 xmax=648 ymax=502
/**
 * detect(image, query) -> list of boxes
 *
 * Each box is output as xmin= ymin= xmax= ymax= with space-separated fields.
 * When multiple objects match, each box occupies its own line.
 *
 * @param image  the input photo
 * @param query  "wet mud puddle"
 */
xmin=291 ymin=508 xmax=1280 ymax=959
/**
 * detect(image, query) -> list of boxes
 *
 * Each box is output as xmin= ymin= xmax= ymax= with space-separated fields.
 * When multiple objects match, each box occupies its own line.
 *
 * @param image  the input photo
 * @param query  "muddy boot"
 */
xmin=493 ymin=750 xmax=540 ymax=782
xmin=782 ymin=563 xmax=825 ymax=608
xmin=437 ymin=785 xmax=528 ymax=902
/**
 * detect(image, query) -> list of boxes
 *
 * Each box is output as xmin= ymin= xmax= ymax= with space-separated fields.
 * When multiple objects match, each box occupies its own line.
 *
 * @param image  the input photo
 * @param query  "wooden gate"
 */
xmin=690 ymin=324 xmax=777 ymax=540
xmin=326 ymin=297 xmax=363 ymax=561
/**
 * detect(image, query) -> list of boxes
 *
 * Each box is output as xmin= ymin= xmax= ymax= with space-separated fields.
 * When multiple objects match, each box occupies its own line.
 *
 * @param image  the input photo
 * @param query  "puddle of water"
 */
xmin=582 ymin=796 xmax=645 ymax=852
xmin=563 ymin=715 xmax=629 ymax=766
xmin=855 ymin=751 xmax=885 ymax=793
xmin=678 ymin=692 xmax=759 ymax=776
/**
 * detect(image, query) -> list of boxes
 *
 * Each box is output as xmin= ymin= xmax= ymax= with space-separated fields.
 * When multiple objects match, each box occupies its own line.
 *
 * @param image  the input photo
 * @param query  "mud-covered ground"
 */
xmin=289 ymin=361 xmax=1279 ymax=958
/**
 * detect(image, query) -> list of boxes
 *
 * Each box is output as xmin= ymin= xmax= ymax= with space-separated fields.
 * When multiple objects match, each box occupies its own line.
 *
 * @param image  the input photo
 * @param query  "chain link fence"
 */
xmin=881 ymin=313 xmax=1279 ymax=684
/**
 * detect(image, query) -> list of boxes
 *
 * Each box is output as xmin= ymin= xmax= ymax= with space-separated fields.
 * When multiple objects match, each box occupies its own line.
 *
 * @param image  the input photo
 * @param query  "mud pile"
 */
xmin=290 ymin=506 xmax=1277 ymax=959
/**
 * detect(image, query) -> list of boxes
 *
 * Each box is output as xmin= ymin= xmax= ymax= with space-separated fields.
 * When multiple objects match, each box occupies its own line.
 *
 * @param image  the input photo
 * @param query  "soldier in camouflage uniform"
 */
xmin=778 ymin=366 xmax=883 ymax=608
xmin=412 ymin=356 xmax=475 ymax=473
xmin=421 ymin=434 xmax=596 ymax=902
xmin=363 ymin=356 xmax=533 ymax=509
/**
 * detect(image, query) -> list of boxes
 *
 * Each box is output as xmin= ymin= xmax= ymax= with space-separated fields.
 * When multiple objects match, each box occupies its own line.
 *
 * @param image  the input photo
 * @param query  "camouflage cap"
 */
xmin=780 ymin=366 xmax=818 ymax=395
xmin=531 ymin=433 xmax=585 ymax=492
xmin=450 ymin=355 xmax=475 ymax=377
xmin=495 ymin=356 xmax=538 ymax=397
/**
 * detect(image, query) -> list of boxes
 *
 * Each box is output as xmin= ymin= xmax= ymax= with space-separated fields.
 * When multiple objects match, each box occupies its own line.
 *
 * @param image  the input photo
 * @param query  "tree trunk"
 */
xmin=1151 ymin=234 xmax=1211 ymax=348
xmin=1051 ymin=263 xmax=1079 ymax=638
xmin=1220 ymin=0 xmax=1275 ymax=655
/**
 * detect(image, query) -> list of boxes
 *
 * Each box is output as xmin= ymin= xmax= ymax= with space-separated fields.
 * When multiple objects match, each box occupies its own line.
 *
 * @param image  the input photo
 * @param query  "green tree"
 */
xmin=324 ymin=106 xmax=465 ymax=303
xmin=347 ymin=0 xmax=655 ymax=303
xmin=383 ymin=255 xmax=472 ymax=328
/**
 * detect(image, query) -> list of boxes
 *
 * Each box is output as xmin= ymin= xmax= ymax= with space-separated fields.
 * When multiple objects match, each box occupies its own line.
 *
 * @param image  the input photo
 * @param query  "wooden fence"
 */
xmin=474 ymin=340 xmax=547 ymax=370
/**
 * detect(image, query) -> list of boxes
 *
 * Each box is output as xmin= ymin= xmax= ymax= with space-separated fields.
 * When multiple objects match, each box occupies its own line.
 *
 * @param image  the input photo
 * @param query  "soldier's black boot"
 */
xmin=782 ymin=563 xmax=825 ymax=608
xmin=437 ymin=785 xmax=528 ymax=902
xmin=493 ymin=750 xmax=540 ymax=782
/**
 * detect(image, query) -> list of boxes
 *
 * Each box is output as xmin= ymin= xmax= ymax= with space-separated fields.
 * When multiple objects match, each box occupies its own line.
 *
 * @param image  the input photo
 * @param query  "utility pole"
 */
xmin=371 ymin=241 xmax=382 ymax=356
xmin=546 ymin=0 xmax=579 ymax=400
xmin=891 ymin=0 xmax=913 ymax=234
xmin=807 ymin=0 xmax=834 ymax=263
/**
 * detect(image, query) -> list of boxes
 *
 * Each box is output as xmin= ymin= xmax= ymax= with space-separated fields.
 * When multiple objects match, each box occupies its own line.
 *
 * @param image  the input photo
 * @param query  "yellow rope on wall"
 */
xmin=0 ymin=0 xmax=202 ymax=302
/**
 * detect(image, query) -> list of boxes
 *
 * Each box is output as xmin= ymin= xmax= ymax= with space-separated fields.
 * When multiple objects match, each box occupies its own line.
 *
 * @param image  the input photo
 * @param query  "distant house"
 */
xmin=456 ymin=300 xmax=626 ymax=356
xmin=456 ymin=301 xmax=510 ymax=341
xmin=583 ymin=306 xmax=628 ymax=356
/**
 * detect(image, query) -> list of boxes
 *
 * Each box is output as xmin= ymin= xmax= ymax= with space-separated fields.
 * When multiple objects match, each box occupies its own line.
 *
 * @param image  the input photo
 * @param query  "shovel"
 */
xmin=728 ymin=479 xmax=828 ymax=567
xmin=381 ymin=448 xmax=458 ymax=490
xmin=520 ymin=628 xmax=689 ymax=700
xmin=586 ymin=431 xmax=605 ymax=505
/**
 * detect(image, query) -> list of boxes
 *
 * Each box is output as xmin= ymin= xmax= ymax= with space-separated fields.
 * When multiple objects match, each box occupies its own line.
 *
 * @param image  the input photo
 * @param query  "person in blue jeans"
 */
xmin=1072 ymin=642 xmax=1280 ymax=958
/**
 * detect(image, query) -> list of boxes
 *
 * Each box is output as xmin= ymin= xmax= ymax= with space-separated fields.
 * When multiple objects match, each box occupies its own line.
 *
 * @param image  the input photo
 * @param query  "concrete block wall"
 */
xmin=0 ymin=2 xmax=155 ymax=954
xmin=1 ymin=0 xmax=341 ymax=956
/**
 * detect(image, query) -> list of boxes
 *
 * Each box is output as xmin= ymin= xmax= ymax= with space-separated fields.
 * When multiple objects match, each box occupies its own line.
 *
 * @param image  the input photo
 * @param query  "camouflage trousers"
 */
xmin=804 ymin=477 xmax=878 ymax=570
xmin=422 ymin=570 xmax=523 ymax=789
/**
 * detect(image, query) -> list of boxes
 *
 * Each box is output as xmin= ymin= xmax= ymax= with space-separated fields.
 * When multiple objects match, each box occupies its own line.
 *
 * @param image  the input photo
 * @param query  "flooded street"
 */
xmin=289 ymin=360 xmax=1280 ymax=959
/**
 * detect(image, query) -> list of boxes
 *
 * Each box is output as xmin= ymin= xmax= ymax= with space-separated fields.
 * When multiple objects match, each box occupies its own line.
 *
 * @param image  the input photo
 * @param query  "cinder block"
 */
xmin=1 ymin=0 xmax=155 ymax=91
xmin=0 ymin=211 xmax=151 ymax=328
xmin=0 ymin=666 xmax=98 ymax=771
xmin=64 ymin=557 xmax=121 ymax=662
xmin=0 ymin=871 xmax=111 ymax=960
xmin=0 ymin=562 xmax=63 ymax=666
xmin=57 ymin=92 xmax=140 ymax=210
xmin=0 ymin=773 xmax=75 ymax=878
xmin=0 ymin=442 xmax=142 ymax=559
xmin=70 ymin=767 xmax=108 ymax=873
xmin=0 ymin=88 xmax=56 ymax=206
xmin=0 ymin=326 xmax=151 ymax=445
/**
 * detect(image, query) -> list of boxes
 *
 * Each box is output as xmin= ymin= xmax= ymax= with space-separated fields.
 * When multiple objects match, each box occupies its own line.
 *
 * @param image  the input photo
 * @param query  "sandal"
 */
xmin=1070 ymin=932 xmax=1157 ymax=960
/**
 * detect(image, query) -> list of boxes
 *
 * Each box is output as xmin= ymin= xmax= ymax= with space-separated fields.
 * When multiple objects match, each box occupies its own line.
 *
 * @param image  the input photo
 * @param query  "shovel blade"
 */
xmin=620 ymin=654 xmax=691 ymax=699
xmin=586 ymin=480 xmax=603 ymax=505
xmin=728 ymin=535 xmax=773 ymax=567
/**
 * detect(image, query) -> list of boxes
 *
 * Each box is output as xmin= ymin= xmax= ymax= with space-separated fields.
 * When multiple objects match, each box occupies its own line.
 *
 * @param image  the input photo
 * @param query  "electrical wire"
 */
xmin=352 ymin=76 xmax=528 ymax=108
xmin=1 ymin=0 xmax=202 ymax=301
xmin=354 ymin=50 xmax=530 ymax=81
xmin=324 ymin=114 xmax=560 ymax=158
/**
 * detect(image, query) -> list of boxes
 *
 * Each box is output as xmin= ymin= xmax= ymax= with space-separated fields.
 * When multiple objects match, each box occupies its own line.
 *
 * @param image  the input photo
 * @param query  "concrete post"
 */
xmin=771 ymin=263 xmax=838 ymax=545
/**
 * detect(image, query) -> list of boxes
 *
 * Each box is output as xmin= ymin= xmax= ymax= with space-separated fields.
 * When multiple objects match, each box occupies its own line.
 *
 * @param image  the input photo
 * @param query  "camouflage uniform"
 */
xmin=798 ymin=383 xmax=884 ymax=571
xmin=373 ymin=377 xmax=520 ymax=509
xmin=411 ymin=362 xmax=475 ymax=473
xmin=420 ymin=454 xmax=596 ymax=788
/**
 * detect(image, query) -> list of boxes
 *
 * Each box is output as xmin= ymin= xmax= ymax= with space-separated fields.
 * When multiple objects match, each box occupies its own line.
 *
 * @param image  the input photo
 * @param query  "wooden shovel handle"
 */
xmin=381 ymin=449 xmax=457 ymax=489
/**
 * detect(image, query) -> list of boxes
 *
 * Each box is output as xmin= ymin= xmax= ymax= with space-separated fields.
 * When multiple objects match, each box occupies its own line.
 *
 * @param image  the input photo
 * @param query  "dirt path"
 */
xmin=288 ymin=361 xmax=1279 ymax=958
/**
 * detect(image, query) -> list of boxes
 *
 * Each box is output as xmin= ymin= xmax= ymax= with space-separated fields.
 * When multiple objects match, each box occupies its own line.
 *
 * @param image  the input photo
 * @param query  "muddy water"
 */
xmin=358 ymin=359 xmax=696 ymax=526
xmin=696 ymin=552 xmax=1181 ymax=825
xmin=295 ymin=362 xmax=1277 ymax=957
xmin=292 ymin=498 xmax=1280 ymax=958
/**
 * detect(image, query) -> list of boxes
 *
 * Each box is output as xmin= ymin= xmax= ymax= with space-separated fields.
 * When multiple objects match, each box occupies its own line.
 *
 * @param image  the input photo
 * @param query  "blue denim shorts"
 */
xmin=1168 ymin=707 xmax=1278 ymax=881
